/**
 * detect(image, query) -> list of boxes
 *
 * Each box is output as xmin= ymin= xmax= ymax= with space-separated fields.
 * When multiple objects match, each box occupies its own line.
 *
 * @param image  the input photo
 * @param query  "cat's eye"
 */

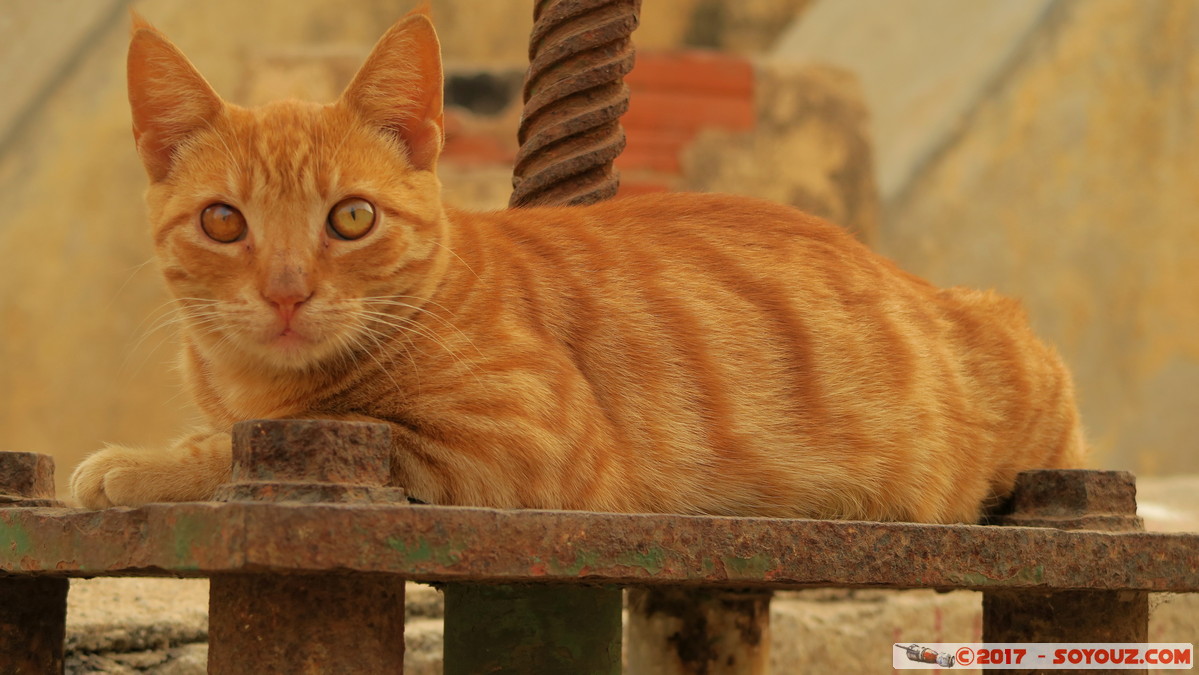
xmin=328 ymin=198 xmax=376 ymax=240
xmin=200 ymin=203 xmax=247 ymax=243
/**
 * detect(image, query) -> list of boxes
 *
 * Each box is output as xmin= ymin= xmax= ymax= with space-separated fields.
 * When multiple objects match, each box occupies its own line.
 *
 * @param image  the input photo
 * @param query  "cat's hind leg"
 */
xmin=69 ymin=431 xmax=231 ymax=508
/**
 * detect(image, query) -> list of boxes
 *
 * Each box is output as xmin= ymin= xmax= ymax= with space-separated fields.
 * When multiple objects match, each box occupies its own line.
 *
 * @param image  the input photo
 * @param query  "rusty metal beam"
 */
xmin=4 ymin=499 xmax=1198 ymax=592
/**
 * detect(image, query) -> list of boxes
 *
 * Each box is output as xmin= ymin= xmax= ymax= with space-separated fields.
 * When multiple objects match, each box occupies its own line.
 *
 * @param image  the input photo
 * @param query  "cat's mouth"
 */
xmin=268 ymin=322 xmax=315 ymax=351
xmin=196 ymin=302 xmax=349 ymax=368
xmin=247 ymin=324 xmax=334 ymax=369
xmin=274 ymin=326 xmax=305 ymax=343
xmin=244 ymin=312 xmax=325 ymax=363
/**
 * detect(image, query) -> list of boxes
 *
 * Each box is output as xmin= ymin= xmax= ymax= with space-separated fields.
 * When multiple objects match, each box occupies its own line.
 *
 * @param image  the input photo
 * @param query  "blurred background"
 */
xmin=1 ymin=0 xmax=1197 ymax=498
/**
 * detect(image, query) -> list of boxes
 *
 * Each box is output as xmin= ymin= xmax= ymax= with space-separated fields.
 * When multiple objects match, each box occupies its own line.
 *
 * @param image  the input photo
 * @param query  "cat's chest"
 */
xmin=223 ymin=382 xmax=299 ymax=419
xmin=202 ymin=365 xmax=318 ymax=423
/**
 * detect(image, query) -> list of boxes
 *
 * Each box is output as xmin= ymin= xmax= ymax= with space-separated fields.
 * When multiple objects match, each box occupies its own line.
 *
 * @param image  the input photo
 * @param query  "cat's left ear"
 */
xmin=127 ymin=12 xmax=224 ymax=182
xmin=340 ymin=8 xmax=444 ymax=171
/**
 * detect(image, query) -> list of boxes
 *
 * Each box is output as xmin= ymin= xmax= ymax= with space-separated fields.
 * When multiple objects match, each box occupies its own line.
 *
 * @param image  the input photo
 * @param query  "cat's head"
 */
xmin=128 ymin=9 xmax=447 ymax=372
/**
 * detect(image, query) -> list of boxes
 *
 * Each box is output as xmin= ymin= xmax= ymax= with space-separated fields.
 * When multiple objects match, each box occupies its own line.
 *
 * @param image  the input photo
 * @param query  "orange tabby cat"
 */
xmin=70 ymin=9 xmax=1084 ymax=523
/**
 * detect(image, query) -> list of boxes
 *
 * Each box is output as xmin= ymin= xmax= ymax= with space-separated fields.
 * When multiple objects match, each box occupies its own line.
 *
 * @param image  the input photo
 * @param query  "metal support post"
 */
xmin=443 ymin=1 xmax=644 ymax=671
xmin=0 ymin=452 xmax=67 ymax=675
xmin=510 ymin=0 xmax=642 ymax=207
xmin=983 ymin=470 xmax=1149 ymax=673
xmin=208 ymin=419 xmax=407 ymax=674
xmin=443 ymin=583 xmax=623 ymax=675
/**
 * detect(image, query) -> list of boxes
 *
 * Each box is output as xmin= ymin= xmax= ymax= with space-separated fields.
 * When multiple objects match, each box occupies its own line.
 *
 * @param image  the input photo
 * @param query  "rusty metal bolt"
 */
xmin=983 ymin=469 xmax=1148 ymax=643
xmin=509 ymin=0 xmax=642 ymax=207
xmin=213 ymin=419 xmax=403 ymax=504
xmin=0 ymin=452 xmax=62 ymax=508
xmin=988 ymin=469 xmax=1142 ymax=532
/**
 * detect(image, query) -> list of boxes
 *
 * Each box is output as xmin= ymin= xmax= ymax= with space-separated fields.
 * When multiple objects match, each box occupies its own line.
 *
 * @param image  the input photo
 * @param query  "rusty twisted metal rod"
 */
xmin=509 ymin=0 xmax=642 ymax=207
xmin=448 ymin=3 xmax=644 ymax=671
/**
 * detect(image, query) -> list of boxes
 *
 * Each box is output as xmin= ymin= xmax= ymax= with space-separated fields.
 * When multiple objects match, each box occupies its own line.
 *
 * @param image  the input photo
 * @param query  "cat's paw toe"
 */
xmin=69 ymin=446 xmax=160 ymax=509
xmin=99 ymin=465 xmax=160 ymax=507
xmin=69 ymin=449 xmax=127 ymax=509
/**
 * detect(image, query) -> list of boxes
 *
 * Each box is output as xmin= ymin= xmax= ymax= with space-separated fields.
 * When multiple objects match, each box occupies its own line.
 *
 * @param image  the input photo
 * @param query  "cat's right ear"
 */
xmin=127 ymin=13 xmax=223 ymax=182
xmin=339 ymin=8 xmax=445 ymax=171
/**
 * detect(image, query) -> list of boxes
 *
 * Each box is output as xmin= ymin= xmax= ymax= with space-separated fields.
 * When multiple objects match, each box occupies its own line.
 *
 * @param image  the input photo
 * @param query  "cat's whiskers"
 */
xmin=129 ymin=296 xmax=217 ymax=339
xmin=103 ymin=257 xmax=157 ymax=312
xmin=353 ymin=312 xmax=447 ymax=365
xmin=359 ymin=305 xmax=484 ymax=383
xmin=173 ymin=304 xmax=229 ymax=335
xmin=431 ymin=240 xmax=480 ymax=279
xmin=355 ymin=307 xmax=446 ymax=347
xmin=120 ymin=329 xmax=179 ymax=383
xmin=363 ymin=293 xmax=467 ymax=329
xmin=355 ymin=311 xmax=484 ymax=390
xmin=345 ymin=324 xmax=409 ymax=397
xmin=361 ymin=295 xmax=482 ymax=358
xmin=352 ymin=317 xmax=424 ymax=388
xmin=353 ymin=308 xmax=475 ymax=372
xmin=121 ymin=298 xmax=225 ymax=379
xmin=329 ymin=331 xmax=363 ymax=376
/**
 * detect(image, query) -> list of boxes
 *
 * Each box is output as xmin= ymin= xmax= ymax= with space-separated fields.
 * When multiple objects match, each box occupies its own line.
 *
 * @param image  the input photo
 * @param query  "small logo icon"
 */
xmin=896 ymin=643 xmax=957 ymax=668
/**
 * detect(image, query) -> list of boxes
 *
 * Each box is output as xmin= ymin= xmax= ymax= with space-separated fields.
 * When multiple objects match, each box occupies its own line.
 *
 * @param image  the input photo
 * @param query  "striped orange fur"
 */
xmin=70 ymin=10 xmax=1084 ymax=523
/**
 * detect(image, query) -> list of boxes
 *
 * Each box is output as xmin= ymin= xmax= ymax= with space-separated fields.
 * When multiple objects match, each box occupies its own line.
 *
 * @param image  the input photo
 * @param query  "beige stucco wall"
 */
xmin=778 ymin=0 xmax=1199 ymax=476
xmin=882 ymin=0 xmax=1199 ymax=475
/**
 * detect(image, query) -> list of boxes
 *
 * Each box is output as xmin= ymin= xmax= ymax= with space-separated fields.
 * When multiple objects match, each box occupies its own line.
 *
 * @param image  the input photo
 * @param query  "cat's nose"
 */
xmin=261 ymin=260 xmax=313 ymax=323
xmin=264 ymin=289 xmax=313 ymax=323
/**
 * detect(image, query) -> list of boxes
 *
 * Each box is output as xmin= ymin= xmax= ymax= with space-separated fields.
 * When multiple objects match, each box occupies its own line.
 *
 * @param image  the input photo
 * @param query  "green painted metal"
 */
xmin=443 ymin=583 xmax=622 ymax=675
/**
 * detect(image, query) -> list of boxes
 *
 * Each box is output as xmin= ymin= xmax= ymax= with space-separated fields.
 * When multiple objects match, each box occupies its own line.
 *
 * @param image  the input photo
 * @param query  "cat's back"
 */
xmin=485 ymin=191 xmax=865 ymax=259
xmin=437 ymin=192 xmax=1083 ymax=522
xmin=466 ymin=191 xmax=900 ymax=296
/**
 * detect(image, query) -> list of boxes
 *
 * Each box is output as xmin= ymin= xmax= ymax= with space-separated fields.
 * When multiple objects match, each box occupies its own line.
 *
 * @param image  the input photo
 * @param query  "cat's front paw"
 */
xmin=70 ymin=446 xmax=135 ymax=508
xmin=69 ymin=433 xmax=232 ymax=509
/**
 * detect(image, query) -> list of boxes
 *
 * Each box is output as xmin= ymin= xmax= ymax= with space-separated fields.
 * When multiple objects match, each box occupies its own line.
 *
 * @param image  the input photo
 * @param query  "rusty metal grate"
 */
xmin=3 ymin=420 xmax=1196 ymax=672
